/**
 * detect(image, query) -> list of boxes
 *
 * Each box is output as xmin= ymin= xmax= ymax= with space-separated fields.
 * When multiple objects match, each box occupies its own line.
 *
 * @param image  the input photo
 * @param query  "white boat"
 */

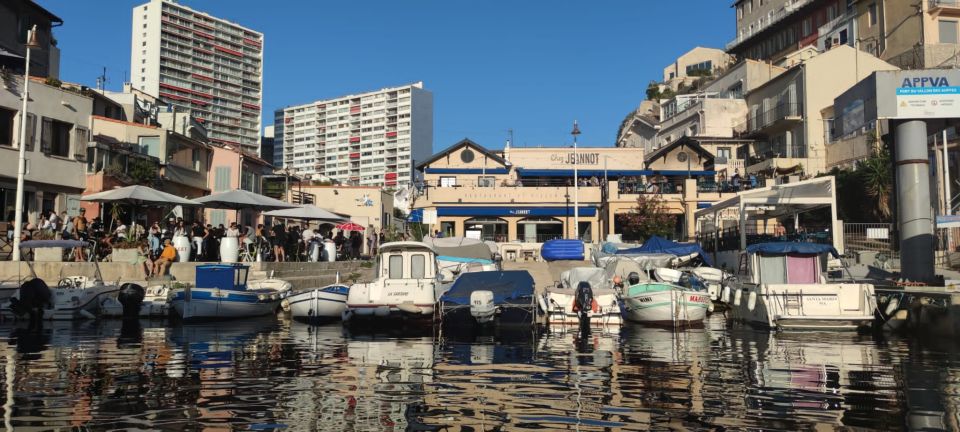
xmin=100 ymin=284 xmax=172 ymax=318
xmin=4 ymin=240 xmax=121 ymax=320
xmin=684 ymin=266 xmax=733 ymax=311
xmin=726 ymin=242 xmax=876 ymax=331
xmin=619 ymin=254 xmax=711 ymax=326
xmin=543 ymin=266 xmax=622 ymax=327
xmin=170 ymin=264 xmax=292 ymax=321
xmin=286 ymin=284 xmax=350 ymax=323
xmin=344 ymin=241 xmax=447 ymax=323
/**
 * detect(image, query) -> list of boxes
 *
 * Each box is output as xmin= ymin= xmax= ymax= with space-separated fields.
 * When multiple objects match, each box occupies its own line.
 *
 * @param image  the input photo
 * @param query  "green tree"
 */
xmin=860 ymin=146 xmax=893 ymax=221
xmin=129 ymin=159 xmax=159 ymax=186
xmin=645 ymin=81 xmax=662 ymax=100
xmin=619 ymin=193 xmax=675 ymax=240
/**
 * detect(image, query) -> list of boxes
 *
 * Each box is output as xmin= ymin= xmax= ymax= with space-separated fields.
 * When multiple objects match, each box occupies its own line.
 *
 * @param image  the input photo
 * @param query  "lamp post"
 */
xmin=564 ymin=191 xmax=570 ymax=240
xmin=571 ymin=120 xmax=580 ymax=240
xmin=12 ymin=26 xmax=39 ymax=262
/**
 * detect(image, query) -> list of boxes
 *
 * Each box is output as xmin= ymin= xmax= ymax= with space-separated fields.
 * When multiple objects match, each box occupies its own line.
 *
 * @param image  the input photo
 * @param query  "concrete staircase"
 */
xmin=248 ymin=260 xmax=376 ymax=291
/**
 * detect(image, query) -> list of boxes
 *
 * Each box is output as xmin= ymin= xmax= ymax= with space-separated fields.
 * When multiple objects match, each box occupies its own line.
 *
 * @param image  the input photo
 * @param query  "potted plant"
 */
xmin=109 ymin=237 xmax=143 ymax=264
xmin=31 ymin=231 xmax=63 ymax=262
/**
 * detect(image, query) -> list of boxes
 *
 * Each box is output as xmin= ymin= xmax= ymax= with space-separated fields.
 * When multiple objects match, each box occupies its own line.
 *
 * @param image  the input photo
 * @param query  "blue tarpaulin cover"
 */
xmin=616 ymin=235 xmax=714 ymax=266
xmin=440 ymin=271 xmax=535 ymax=305
xmin=746 ymin=242 xmax=839 ymax=257
xmin=541 ymin=239 xmax=585 ymax=261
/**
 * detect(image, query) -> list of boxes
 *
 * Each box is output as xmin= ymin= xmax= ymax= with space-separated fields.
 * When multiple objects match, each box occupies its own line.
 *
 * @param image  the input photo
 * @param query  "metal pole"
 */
xmin=572 ymin=121 xmax=580 ymax=240
xmin=12 ymin=27 xmax=36 ymax=262
xmin=894 ymin=120 xmax=935 ymax=282
xmin=944 ymin=129 xmax=952 ymax=215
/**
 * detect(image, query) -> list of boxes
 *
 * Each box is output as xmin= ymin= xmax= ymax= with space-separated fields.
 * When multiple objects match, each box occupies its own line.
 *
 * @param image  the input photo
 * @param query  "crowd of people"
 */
xmin=7 ymin=208 xmax=388 ymax=273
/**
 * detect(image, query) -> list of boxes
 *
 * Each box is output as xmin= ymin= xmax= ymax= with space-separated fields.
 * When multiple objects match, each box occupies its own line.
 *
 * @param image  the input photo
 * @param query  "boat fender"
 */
xmin=733 ymin=289 xmax=742 ymax=306
xmin=708 ymin=302 xmax=715 ymax=313
xmin=747 ymin=291 xmax=757 ymax=311
xmin=79 ymin=309 xmax=96 ymax=320
xmin=721 ymin=286 xmax=731 ymax=304
xmin=884 ymin=297 xmax=900 ymax=317
xmin=280 ymin=298 xmax=291 ymax=313
xmin=537 ymin=294 xmax=549 ymax=314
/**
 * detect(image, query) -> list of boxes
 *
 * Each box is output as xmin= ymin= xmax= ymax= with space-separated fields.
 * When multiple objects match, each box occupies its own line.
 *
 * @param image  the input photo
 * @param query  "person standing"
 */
xmin=350 ymin=231 xmax=362 ymax=260
xmin=271 ymin=221 xmax=286 ymax=262
xmin=191 ymin=222 xmax=205 ymax=261
xmin=367 ymin=229 xmax=375 ymax=257
xmin=73 ymin=208 xmax=89 ymax=261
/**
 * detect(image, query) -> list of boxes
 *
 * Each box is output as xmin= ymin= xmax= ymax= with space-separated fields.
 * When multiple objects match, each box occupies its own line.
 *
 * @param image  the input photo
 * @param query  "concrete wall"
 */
xmin=296 ymin=185 xmax=394 ymax=232
xmin=657 ymin=99 xmax=749 ymax=147
xmin=703 ymin=59 xmax=787 ymax=98
xmin=130 ymin=0 xmax=162 ymax=96
xmin=410 ymin=86 xmax=434 ymax=184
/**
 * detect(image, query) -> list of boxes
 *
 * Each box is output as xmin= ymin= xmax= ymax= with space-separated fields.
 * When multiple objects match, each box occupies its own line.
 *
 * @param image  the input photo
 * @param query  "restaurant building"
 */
xmin=412 ymin=139 xmax=734 ymax=244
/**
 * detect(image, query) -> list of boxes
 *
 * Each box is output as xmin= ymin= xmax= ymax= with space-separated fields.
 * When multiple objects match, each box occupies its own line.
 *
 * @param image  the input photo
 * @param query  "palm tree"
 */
xmin=860 ymin=145 xmax=892 ymax=221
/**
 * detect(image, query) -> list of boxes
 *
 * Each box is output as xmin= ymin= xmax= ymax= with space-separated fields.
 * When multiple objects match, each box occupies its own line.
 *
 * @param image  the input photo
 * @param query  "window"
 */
xmin=0 ymin=108 xmax=15 ymax=147
xmin=388 ymin=255 xmax=403 ymax=279
xmin=73 ymin=126 xmax=88 ymax=160
xmin=138 ymin=136 xmax=160 ymax=158
xmin=40 ymin=118 xmax=72 ymax=157
xmin=214 ymin=166 xmax=232 ymax=191
xmin=410 ymin=254 xmax=425 ymax=278
xmin=868 ymin=3 xmax=877 ymax=27
xmin=802 ymin=18 xmax=813 ymax=36
xmin=192 ymin=148 xmax=202 ymax=171
xmin=941 ymin=20 xmax=958 ymax=44
xmin=439 ymin=176 xmax=457 ymax=187
xmin=478 ymin=176 xmax=495 ymax=187
xmin=717 ymin=147 xmax=732 ymax=159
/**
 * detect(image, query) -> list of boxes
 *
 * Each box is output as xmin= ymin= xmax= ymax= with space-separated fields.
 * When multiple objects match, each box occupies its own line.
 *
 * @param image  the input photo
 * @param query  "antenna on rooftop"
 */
xmin=96 ymin=67 xmax=107 ymax=93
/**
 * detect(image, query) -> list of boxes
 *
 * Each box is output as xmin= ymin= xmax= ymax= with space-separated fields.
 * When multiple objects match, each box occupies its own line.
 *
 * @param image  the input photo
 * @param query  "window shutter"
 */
xmin=40 ymin=117 xmax=52 ymax=154
xmin=73 ymin=126 xmax=89 ymax=161
xmin=25 ymin=113 xmax=36 ymax=151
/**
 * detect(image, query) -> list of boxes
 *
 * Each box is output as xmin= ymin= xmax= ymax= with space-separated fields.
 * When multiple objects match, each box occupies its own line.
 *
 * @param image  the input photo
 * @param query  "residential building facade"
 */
xmin=0 ymin=0 xmax=61 ymax=78
xmin=130 ymin=0 xmax=264 ymax=154
xmin=0 ymin=75 xmax=91 ymax=224
xmin=275 ymin=82 xmax=433 ymax=188
xmin=261 ymin=124 xmax=275 ymax=166
xmin=662 ymin=47 xmax=733 ymax=91
xmin=205 ymin=145 xmax=272 ymax=227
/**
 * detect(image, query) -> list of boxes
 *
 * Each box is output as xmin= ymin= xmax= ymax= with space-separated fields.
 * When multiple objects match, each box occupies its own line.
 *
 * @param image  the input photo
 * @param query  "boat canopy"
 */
xmin=422 ymin=237 xmax=495 ymax=263
xmin=616 ymin=235 xmax=713 ymax=266
xmin=440 ymin=271 xmax=534 ymax=305
xmin=19 ymin=240 xmax=87 ymax=249
xmin=378 ymin=241 xmax=436 ymax=254
xmin=746 ymin=242 xmax=839 ymax=257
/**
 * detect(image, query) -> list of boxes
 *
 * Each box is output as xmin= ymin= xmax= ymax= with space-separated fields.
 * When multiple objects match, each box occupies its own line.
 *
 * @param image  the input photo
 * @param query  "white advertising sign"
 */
xmin=895 ymin=77 xmax=960 ymax=119
xmin=422 ymin=209 xmax=437 ymax=224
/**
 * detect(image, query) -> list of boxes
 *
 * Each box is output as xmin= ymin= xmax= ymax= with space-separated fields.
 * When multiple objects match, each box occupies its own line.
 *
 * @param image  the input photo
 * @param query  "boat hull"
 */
xmin=287 ymin=285 xmax=349 ymax=323
xmin=441 ymin=302 xmax=536 ymax=330
xmin=5 ymin=284 xmax=120 ymax=320
xmin=542 ymin=290 xmax=622 ymax=327
xmin=728 ymin=283 xmax=876 ymax=331
xmin=621 ymin=285 xmax=710 ymax=325
xmin=170 ymin=288 xmax=281 ymax=321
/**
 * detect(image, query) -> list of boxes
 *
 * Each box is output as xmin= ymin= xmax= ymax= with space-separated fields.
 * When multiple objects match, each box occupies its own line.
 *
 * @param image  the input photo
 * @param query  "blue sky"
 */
xmin=41 ymin=0 xmax=734 ymax=151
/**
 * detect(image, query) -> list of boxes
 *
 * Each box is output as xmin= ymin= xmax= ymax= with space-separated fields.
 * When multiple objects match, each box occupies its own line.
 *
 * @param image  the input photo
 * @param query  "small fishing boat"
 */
xmin=169 ymin=264 xmax=291 ymax=321
xmin=619 ymin=254 xmax=711 ymax=326
xmin=439 ymin=270 xmax=537 ymax=330
xmin=726 ymin=242 xmax=876 ymax=331
xmin=5 ymin=240 xmax=121 ymax=320
xmin=286 ymin=283 xmax=350 ymax=324
xmin=543 ymin=267 xmax=622 ymax=327
xmin=344 ymin=241 xmax=448 ymax=324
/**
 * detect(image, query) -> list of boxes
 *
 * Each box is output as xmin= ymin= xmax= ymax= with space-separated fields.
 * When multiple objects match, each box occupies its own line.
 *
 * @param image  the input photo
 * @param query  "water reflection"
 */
xmin=1 ymin=316 xmax=960 ymax=429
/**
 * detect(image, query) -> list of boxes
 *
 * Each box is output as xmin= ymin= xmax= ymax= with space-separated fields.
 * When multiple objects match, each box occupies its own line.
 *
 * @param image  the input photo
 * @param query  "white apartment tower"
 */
xmin=275 ymin=82 xmax=434 ymax=188
xmin=130 ymin=0 xmax=263 ymax=154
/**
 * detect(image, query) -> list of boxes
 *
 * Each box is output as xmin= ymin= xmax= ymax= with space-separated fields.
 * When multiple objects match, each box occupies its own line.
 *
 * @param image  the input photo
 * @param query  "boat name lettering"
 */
xmin=689 ymin=295 xmax=709 ymax=303
xmin=387 ymin=292 xmax=409 ymax=297
xmin=636 ymin=297 xmax=652 ymax=303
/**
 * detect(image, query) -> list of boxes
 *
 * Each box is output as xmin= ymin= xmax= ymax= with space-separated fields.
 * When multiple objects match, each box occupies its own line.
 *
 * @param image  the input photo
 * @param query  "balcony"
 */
xmin=726 ymin=0 xmax=813 ymax=50
xmin=736 ymin=103 xmax=802 ymax=138
xmin=931 ymin=0 xmax=960 ymax=15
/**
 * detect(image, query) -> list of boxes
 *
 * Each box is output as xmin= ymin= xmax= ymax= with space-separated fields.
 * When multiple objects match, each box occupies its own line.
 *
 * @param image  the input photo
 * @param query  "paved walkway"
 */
xmin=503 ymin=260 xmax=588 ymax=293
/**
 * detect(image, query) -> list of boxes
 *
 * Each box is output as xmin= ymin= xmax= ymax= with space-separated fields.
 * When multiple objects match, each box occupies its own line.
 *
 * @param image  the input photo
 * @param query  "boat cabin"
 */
xmin=196 ymin=264 xmax=250 ymax=291
xmin=375 ymin=242 xmax=439 ymax=281
xmin=738 ymin=243 xmax=834 ymax=285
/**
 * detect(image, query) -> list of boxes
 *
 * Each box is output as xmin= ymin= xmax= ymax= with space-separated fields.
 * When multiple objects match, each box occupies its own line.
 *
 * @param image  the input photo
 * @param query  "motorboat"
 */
xmin=422 ymin=236 xmax=500 ymax=275
xmin=344 ymin=241 xmax=447 ymax=323
xmin=683 ymin=266 xmax=733 ymax=311
xmin=169 ymin=264 xmax=292 ymax=321
xmin=285 ymin=283 xmax=350 ymax=324
xmin=439 ymin=270 xmax=537 ymax=330
xmin=101 ymin=284 xmax=171 ymax=318
xmin=543 ymin=266 xmax=622 ymax=327
xmin=4 ymin=240 xmax=121 ymax=320
xmin=726 ymin=242 xmax=876 ymax=331
xmin=619 ymin=253 xmax=711 ymax=326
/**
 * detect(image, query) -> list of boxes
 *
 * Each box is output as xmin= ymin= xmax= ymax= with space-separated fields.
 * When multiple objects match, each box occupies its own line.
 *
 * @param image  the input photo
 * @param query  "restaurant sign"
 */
xmin=550 ymin=152 xmax=600 ymax=165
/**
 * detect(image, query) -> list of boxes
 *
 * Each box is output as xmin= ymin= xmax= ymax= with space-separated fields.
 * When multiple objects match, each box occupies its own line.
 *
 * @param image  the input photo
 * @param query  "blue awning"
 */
xmin=517 ymin=169 xmax=653 ymax=177
xmin=696 ymin=202 xmax=713 ymax=209
xmin=655 ymin=170 xmax=716 ymax=176
xmin=437 ymin=206 xmax=597 ymax=217
xmin=424 ymin=168 xmax=509 ymax=174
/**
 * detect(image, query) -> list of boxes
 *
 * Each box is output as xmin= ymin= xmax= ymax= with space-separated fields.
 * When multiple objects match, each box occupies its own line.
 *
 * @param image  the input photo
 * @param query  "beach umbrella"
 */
xmin=81 ymin=185 xmax=200 ymax=206
xmin=193 ymin=189 xmax=297 ymax=211
xmin=263 ymin=205 xmax=348 ymax=223
xmin=336 ymin=222 xmax=365 ymax=231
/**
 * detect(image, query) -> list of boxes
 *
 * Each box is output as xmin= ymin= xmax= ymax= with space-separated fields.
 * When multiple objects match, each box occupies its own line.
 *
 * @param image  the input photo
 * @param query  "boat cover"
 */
xmin=746 ymin=242 xmax=839 ymax=257
xmin=560 ymin=267 xmax=609 ymax=291
xmin=617 ymin=235 xmax=713 ymax=266
xmin=440 ymin=271 xmax=534 ymax=305
xmin=541 ymin=239 xmax=584 ymax=261
xmin=423 ymin=237 xmax=495 ymax=262
xmin=19 ymin=240 xmax=87 ymax=249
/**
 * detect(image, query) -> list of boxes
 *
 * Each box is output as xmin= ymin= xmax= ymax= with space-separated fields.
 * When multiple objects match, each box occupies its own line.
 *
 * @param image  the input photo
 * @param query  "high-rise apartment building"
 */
xmin=130 ymin=0 xmax=263 ymax=154
xmin=275 ymin=82 xmax=433 ymax=188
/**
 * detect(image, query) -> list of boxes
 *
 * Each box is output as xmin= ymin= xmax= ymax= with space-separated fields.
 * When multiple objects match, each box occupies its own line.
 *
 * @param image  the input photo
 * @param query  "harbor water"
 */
xmin=0 ymin=314 xmax=957 ymax=431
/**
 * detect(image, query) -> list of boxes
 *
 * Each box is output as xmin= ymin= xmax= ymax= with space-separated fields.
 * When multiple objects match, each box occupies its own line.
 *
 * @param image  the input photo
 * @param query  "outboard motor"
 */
xmin=627 ymin=272 xmax=641 ymax=286
xmin=117 ymin=283 xmax=146 ymax=319
xmin=469 ymin=290 xmax=496 ymax=325
xmin=11 ymin=278 xmax=52 ymax=328
xmin=573 ymin=281 xmax=594 ymax=334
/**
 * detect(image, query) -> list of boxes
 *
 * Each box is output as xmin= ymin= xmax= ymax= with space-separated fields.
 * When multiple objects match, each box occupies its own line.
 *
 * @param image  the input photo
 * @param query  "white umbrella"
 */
xmin=81 ymin=185 xmax=199 ymax=206
xmin=193 ymin=189 xmax=297 ymax=211
xmin=263 ymin=205 xmax=347 ymax=222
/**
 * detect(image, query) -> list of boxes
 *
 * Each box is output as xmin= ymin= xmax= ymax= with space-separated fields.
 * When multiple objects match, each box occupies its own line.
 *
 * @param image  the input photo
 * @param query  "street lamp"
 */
xmin=12 ymin=26 xmax=40 ymax=262
xmin=571 ymin=120 xmax=580 ymax=240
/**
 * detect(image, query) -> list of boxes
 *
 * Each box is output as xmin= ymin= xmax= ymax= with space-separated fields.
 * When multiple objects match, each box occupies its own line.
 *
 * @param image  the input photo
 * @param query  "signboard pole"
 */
xmin=894 ymin=120 xmax=935 ymax=282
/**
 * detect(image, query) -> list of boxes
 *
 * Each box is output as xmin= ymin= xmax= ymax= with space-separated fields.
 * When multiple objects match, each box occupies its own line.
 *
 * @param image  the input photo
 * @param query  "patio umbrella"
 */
xmin=193 ymin=189 xmax=297 ymax=211
xmin=336 ymin=222 xmax=365 ymax=231
xmin=81 ymin=185 xmax=200 ymax=206
xmin=263 ymin=205 xmax=348 ymax=223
